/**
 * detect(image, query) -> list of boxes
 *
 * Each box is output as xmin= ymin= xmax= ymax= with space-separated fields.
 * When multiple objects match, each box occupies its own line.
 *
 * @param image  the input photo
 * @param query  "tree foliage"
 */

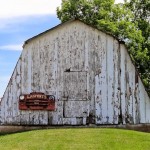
xmin=57 ymin=0 xmax=150 ymax=93
xmin=125 ymin=0 xmax=150 ymax=89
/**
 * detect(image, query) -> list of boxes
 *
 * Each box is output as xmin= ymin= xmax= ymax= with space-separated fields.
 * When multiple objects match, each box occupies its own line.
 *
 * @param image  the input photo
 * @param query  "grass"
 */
xmin=0 ymin=128 xmax=150 ymax=150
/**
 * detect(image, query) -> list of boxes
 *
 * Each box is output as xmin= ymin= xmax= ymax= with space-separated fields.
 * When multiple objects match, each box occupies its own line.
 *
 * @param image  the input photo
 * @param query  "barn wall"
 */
xmin=95 ymin=34 xmax=122 ymax=124
xmin=139 ymin=77 xmax=150 ymax=123
xmin=0 ymin=20 xmax=150 ymax=125
xmin=1 ymin=59 xmax=21 ymax=124
xmin=120 ymin=44 xmax=139 ymax=124
xmin=120 ymin=44 xmax=150 ymax=124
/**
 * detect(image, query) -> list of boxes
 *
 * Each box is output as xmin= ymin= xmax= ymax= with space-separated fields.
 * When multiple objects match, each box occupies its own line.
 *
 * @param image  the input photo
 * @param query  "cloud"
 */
xmin=0 ymin=0 xmax=124 ymax=20
xmin=0 ymin=76 xmax=10 ymax=81
xmin=0 ymin=75 xmax=11 ymax=98
xmin=0 ymin=44 xmax=22 ymax=51
xmin=0 ymin=0 xmax=61 ymax=19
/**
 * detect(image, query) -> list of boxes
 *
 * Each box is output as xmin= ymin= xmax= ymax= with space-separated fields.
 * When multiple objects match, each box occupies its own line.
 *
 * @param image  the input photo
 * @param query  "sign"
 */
xmin=19 ymin=92 xmax=55 ymax=111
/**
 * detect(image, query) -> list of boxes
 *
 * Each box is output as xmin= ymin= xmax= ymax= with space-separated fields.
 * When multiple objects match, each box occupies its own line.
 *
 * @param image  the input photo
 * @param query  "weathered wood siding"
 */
xmin=1 ymin=20 xmax=150 ymax=125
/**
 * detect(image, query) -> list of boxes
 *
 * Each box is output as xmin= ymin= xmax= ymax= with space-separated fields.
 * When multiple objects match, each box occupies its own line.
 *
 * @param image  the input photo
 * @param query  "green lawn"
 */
xmin=0 ymin=128 xmax=150 ymax=150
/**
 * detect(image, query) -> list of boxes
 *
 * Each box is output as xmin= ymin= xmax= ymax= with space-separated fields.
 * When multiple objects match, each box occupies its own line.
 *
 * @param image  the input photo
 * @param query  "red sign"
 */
xmin=19 ymin=92 xmax=55 ymax=111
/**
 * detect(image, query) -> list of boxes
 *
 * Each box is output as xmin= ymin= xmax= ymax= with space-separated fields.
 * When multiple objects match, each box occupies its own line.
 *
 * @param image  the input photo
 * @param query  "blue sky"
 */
xmin=0 ymin=0 xmax=61 ymax=97
xmin=0 ymin=0 xmax=123 ymax=98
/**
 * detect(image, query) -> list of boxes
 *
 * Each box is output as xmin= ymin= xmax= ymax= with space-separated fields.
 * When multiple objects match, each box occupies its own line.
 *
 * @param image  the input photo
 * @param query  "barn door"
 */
xmin=63 ymin=71 xmax=89 ymax=125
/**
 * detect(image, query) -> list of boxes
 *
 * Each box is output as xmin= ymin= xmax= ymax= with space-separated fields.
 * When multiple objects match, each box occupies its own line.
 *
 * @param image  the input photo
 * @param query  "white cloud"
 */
xmin=0 ymin=75 xmax=11 ymax=98
xmin=0 ymin=0 xmax=62 ymax=19
xmin=0 ymin=0 xmax=124 ymax=19
xmin=0 ymin=76 xmax=10 ymax=81
xmin=0 ymin=44 xmax=22 ymax=51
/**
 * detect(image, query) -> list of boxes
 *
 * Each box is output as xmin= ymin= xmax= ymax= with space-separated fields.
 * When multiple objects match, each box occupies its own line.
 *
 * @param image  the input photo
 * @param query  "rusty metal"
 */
xmin=19 ymin=92 xmax=55 ymax=111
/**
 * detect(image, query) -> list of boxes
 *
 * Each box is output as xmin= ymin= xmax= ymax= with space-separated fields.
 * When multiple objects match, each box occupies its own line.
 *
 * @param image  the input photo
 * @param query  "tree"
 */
xmin=125 ymin=0 xmax=150 ymax=90
xmin=57 ymin=0 xmax=150 ymax=93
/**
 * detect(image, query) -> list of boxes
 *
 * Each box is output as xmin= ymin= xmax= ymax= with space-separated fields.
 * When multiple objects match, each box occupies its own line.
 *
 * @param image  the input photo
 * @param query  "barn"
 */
xmin=0 ymin=19 xmax=150 ymax=125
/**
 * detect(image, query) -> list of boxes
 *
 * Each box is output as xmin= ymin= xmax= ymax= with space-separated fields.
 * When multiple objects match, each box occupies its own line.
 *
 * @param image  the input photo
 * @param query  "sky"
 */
xmin=0 ymin=0 xmax=123 ymax=98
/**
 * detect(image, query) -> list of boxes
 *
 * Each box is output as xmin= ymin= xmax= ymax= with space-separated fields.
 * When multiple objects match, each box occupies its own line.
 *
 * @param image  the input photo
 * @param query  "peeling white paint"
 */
xmin=0 ymin=20 xmax=150 ymax=125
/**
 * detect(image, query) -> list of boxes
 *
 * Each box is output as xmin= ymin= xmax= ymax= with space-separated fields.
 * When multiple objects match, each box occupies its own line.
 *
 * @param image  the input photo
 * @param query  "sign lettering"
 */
xmin=19 ymin=92 xmax=55 ymax=111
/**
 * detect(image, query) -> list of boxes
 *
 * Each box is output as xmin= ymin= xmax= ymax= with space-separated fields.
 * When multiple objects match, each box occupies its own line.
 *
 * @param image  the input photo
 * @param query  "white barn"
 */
xmin=0 ymin=20 xmax=150 ymax=125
